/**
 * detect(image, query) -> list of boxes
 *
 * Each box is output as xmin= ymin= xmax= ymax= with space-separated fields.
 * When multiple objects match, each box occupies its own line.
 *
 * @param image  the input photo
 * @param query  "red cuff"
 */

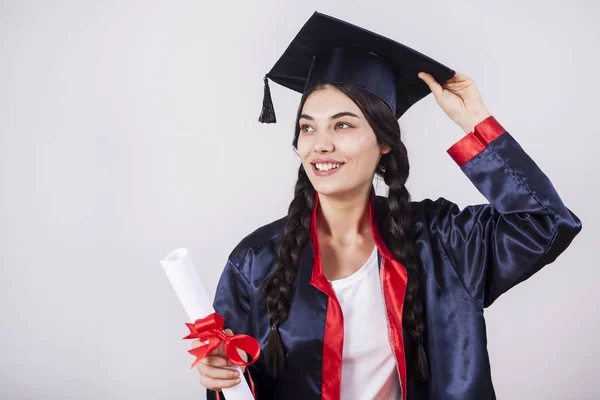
xmin=447 ymin=116 xmax=506 ymax=167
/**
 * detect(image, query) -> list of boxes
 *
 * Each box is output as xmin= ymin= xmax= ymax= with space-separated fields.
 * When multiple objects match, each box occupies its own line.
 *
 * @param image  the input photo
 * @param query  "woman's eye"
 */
xmin=300 ymin=122 xmax=351 ymax=132
xmin=335 ymin=122 xmax=351 ymax=129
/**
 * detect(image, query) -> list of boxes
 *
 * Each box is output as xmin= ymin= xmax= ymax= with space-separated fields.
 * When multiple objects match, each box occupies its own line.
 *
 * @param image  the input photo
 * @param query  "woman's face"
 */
xmin=297 ymin=84 xmax=390 ymax=198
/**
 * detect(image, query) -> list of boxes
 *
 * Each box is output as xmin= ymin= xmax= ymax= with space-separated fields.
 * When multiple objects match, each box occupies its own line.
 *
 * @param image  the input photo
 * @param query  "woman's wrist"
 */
xmin=460 ymin=108 xmax=492 ymax=134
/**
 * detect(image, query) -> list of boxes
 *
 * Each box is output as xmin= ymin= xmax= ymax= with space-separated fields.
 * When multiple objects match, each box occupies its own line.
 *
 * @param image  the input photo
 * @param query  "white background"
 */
xmin=1 ymin=1 xmax=598 ymax=399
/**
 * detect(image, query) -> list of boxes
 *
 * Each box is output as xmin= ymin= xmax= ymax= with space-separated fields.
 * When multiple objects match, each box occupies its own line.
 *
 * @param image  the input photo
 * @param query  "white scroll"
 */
xmin=161 ymin=248 xmax=254 ymax=400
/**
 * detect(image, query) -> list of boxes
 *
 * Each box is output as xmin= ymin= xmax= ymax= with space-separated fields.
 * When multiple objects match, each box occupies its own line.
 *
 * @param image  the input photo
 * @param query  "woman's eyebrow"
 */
xmin=299 ymin=111 xmax=361 ymax=121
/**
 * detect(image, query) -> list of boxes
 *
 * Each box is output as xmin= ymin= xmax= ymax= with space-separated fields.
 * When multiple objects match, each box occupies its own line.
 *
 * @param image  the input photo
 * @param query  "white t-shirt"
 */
xmin=328 ymin=246 xmax=402 ymax=400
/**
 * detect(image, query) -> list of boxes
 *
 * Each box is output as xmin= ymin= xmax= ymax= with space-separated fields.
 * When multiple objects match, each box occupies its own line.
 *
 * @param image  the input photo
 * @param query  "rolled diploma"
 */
xmin=161 ymin=248 xmax=254 ymax=400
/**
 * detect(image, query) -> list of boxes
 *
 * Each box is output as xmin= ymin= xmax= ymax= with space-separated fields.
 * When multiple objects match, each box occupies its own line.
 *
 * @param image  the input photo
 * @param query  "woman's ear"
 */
xmin=381 ymin=144 xmax=391 ymax=155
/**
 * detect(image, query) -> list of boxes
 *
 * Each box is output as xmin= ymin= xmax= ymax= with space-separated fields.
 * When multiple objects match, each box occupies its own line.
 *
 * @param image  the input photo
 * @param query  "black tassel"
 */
xmin=264 ymin=325 xmax=285 ymax=377
xmin=258 ymin=75 xmax=277 ymax=123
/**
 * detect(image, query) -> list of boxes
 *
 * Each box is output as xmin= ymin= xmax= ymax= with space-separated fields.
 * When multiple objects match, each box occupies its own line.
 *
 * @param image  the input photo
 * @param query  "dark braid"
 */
xmin=259 ymin=164 xmax=315 ymax=377
xmin=260 ymin=82 xmax=430 ymax=383
xmin=381 ymin=144 xmax=430 ymax=383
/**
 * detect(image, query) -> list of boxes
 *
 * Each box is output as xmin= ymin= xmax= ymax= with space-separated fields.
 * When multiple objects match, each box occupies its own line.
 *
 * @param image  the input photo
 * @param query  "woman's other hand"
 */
xmin=193 ymin=329 xmax=247 ymax=391
xmin=418 ymin=71 xmax=492 ymax=134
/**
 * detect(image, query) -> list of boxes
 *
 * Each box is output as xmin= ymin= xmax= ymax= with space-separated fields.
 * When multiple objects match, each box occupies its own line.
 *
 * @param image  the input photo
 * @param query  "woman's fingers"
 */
xmin=192 ymin=329 xmax=248 ymax=391
xmin=418 ymin=72 xmax=443 ymax=99
xmin=197 ymin=362 xmax=242 ymax=391
xmin=197 ymin=362 xmax=240 ymax=380
xmin=201 ymin=355 xmax=232 ymax=368
xmin=199 ymin=375 xmax=242 ymax=391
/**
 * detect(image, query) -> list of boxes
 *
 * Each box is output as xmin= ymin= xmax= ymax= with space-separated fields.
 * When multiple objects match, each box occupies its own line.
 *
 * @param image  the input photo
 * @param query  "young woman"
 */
xmin=191 ymin=12 xmax=582 ymax=400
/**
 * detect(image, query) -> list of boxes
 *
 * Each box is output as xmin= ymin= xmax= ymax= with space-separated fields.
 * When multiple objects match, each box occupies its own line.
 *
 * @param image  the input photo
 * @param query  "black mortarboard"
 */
xmin=258 ymin=11 xmax=455 ymax=123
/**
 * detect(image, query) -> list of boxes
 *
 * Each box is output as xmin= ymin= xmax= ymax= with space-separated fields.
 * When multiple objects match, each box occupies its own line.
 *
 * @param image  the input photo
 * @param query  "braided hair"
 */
xmin=259 ymin=83 xmax=430 ymax=383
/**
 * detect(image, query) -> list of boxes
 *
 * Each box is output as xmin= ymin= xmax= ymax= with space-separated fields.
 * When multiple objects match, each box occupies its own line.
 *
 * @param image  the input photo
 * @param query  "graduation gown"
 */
xmin=206 ymin=116 xmax=582 ymax=400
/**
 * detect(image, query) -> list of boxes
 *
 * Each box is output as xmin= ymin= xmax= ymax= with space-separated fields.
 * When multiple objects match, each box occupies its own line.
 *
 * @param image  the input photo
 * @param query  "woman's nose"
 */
xmin=314 ymin=132 xmax=334 ymax=153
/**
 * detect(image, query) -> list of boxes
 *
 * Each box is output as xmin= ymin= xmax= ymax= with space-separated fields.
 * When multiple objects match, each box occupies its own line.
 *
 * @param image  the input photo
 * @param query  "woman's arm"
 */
xmin=417 ymin=71 xmax=582 ymax=307
xmin=205 ymin=258 xmax=254 ymax=400
xmin=432 ymin=116 xmax=581 ymax=307
xmin=213 ymin=258 xmax=253 ymax=335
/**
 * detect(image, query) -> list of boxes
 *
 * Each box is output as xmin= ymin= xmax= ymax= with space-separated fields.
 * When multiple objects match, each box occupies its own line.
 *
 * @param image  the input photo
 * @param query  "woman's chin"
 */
xmin=312 ymin=181 xmax=355 ymax=198
xmin=311 ymin=180 xmax=343 ymax=195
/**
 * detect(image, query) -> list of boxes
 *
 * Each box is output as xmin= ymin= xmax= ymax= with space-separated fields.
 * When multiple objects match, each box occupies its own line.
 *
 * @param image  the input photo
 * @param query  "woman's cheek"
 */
xmin=296 ymin=139 xmax=312 ymax=160
xmin=338 ymin=133 xmax=369 ymax=152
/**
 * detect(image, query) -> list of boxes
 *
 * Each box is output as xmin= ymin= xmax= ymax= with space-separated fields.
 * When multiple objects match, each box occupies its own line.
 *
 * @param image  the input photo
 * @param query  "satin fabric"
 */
xmin=207 ymin=120 xmax=581 ymax=400
xmin=304 ymin=47 xmax=398 ymax=115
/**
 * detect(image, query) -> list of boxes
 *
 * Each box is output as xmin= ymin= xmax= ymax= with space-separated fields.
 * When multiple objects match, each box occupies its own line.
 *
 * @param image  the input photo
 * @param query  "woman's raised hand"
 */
xmin=418 ymin=71 xmax=492 ymax=134
xmin=193 ymin=329 xmax=248 ymax=391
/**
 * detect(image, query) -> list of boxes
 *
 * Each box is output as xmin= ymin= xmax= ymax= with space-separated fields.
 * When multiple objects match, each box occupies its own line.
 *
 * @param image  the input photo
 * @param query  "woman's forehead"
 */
xmin=301 ymin=86 xmax=363 ymax=119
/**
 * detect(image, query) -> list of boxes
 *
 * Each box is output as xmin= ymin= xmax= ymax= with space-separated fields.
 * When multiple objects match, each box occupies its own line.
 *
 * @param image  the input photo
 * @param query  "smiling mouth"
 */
xmin=311 ymin=162 xmax=345 ymax=171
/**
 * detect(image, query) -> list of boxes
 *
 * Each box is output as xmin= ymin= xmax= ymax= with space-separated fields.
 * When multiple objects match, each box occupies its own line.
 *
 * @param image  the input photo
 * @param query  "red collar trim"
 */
xmin=308 ymin=185 xmax=407 ymax=400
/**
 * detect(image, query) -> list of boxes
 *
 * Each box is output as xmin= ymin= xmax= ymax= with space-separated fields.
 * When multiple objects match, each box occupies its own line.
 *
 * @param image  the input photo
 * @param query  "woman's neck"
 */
xmin=316 ymin=184 xmax=372 ymax=246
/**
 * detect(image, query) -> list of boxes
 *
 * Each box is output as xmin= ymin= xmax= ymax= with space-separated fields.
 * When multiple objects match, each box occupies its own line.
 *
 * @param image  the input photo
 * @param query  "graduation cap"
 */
xmin=258 ymin=11 xmax=455 ymax=123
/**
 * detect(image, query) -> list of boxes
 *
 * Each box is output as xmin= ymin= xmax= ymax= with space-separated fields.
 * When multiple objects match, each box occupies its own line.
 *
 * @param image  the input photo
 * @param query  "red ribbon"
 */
xmin=183 ymin=313 xmax=261 ymax=370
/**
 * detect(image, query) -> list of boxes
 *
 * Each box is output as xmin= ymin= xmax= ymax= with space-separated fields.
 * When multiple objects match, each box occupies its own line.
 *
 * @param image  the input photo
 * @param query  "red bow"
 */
xmin=183 ymin=313 xmax=261 ymax=369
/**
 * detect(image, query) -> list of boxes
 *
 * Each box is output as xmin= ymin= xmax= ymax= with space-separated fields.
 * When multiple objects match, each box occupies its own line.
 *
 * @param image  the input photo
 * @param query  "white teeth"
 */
xmin=315 ymin=163 xmax=342 ymax=171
